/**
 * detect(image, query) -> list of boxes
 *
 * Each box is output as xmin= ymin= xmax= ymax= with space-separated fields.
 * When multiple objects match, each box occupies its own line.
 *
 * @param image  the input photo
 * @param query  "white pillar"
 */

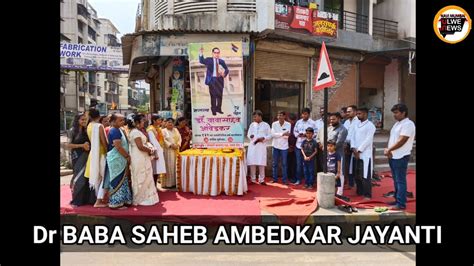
xmin=368 ymin=0 xmax=374 ymax=35
xmin=217 ymin=0 xmax=227 ymax=27
xmin=383 ymin=59 xmax=400 ymax=130
xmin=317 ymin=172 xmax=336 ymax=209
xmin=167 ymin=0 xmax=174 ymax=14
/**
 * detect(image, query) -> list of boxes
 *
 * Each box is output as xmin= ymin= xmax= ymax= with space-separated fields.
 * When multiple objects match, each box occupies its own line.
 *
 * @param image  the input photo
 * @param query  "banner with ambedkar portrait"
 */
xmin=188 ymin=42 xmax=245 ymax=148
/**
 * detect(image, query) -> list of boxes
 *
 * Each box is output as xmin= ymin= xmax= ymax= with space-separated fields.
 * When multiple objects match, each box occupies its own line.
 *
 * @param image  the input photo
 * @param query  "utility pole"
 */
xmin=75 ymin=71 xmax=80 ymax=113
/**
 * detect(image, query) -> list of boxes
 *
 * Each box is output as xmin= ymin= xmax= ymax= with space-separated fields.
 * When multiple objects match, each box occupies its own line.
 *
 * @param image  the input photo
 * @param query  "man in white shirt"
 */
xmin=350 ymin=107 xmax=376 ymax=199
xmin=247 ymin=110 xmax=272 ymax=185
xmin=343 ymin=105 xmax=360 ymax=188
xmin=293 ymin=108 xmax=317 ymax=185
xmin=271 ymin=111 xmax=292 ymax=184
xmin=384 ymin=104 xmax=416 ymax=210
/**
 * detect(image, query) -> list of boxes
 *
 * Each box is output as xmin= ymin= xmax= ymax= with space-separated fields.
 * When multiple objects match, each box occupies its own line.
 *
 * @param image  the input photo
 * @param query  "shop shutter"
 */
xmin=255 ymin=50 xmax=309 ymax=82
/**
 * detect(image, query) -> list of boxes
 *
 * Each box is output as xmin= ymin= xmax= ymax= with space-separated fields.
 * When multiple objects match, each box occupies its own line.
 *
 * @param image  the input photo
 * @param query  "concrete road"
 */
xmin=61 ymin=251 xmax=416 ymax=265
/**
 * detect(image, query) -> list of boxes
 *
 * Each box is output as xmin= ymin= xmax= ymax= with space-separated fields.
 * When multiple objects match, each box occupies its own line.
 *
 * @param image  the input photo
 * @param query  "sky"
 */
xmin=88 ymin=0 xmax=140 ymax=39
xmin=87 ymin=0 xmax=148 ymax=86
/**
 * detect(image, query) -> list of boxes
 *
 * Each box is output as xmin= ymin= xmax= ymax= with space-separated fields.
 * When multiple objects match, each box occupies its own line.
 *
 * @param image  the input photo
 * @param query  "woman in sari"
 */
xmin=85 ymin=108 xmax=108 ymax=208
xmin=146 ymin=114 xmax=167 ymax=187
xmin=162 ymin=118 xmax=181 ymax=188
xmin=176 ymin=117 xmax=191 ymax=152
xmin=128 ymin=113 xmax=160 ymax=206
xmin=67 ymin=113 xmax=96 ymax=206
xmin=106 ymin=113 xmax=133 ymax=209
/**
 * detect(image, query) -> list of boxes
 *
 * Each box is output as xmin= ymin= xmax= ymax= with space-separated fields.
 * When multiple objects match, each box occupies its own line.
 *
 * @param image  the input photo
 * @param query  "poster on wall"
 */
xmin=188 ymin=42 xmax=245 ymax=148
xmin=169 ymin=57 xmax=186 ymax=111
xmin=275 ymin=4 xmax=338 ymax=38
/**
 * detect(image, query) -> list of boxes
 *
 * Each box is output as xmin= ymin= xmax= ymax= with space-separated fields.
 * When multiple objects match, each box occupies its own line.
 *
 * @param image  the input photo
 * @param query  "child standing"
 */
xmin=327 ymin=140 xmax=350 ymax=201
xmin=301 ymin=128 xmax=317 ymax=189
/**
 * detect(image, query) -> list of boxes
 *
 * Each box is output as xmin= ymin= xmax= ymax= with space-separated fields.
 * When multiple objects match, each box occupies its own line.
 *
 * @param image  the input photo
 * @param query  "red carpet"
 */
xmin=249 ymin=180 xmax=318 ymax=224
xmin=61 ymin=178 xmax=318 ymax=225
xmin=61 ymin=170 xmax=415 ymax=225
xmin=61 ymin=186 xmax=261 ymax=224
xmin=335 ymin=170 xmax=416 ymax=213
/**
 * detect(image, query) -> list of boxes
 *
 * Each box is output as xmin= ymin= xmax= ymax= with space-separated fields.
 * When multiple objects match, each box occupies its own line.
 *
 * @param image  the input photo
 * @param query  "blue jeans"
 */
xmin=303 ymin=158 xmax=315 ymax=186
xmin=389 ymin=155 xmax=410 ymax=208
xmin=272 ymin=148 xmax=288 ymax=183
xmin=295 ymin=148 xmax=304 ymax=182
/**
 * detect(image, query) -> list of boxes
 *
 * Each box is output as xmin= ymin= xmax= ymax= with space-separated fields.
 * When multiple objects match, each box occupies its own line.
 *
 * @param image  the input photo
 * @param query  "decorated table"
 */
xmin=177 ymin=149 xmax=248 ymax=196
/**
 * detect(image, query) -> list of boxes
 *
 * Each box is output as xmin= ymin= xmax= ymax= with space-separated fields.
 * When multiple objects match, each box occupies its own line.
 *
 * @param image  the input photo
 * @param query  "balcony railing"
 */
xmin=324 ymin=8 xmax=398 ymax=39
xmin=227 ymin=0 xmax=256 ymax=12
xmin=343 ymin=10 xmax=369 ymax=34
xmin=174 ymin=0 xmax=217 ymax=15
xmin=77 ymin=3 xmax=90 ymax=19
xmin=155 ymin=1 xmax=168 ymax=18
xmin=373 ymin=17 xmax=398 ymax=39
xmin=153 ymin=0 xmax=256 ymax=19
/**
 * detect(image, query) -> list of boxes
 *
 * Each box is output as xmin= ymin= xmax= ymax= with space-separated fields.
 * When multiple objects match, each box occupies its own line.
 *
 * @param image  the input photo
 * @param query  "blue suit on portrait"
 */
xmin=199 ymin=54 xmax=229 ymax=115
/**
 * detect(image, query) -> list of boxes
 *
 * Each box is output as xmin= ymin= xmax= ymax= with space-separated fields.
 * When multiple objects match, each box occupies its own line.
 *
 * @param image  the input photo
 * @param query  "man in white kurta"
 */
xmin=247 ymin=110 xmax=271 ymax=185
xmin=343 ymin=105 xmax=360 ymax=188
xmin=350 ymin=107 xmax=376 ymax=199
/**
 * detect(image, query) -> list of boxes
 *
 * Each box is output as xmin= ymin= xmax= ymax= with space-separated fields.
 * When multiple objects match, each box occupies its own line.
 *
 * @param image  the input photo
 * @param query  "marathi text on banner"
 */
xmin=275 ymin=4 xmax=338 ymax=38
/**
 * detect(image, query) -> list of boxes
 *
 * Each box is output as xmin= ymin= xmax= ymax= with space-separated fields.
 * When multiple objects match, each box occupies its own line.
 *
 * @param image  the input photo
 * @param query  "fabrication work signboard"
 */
xmin=60 ymin=42 xmax=129 ymax=72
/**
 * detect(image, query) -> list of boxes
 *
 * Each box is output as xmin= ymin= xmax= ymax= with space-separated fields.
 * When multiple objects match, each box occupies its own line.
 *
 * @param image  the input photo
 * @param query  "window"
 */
xmin=255 ymin=80 xmax=304 ymax=123
xmin=88 ymin=72 xmax=96 ymax=83
xmin=78 ymin=37 xmax=83 ymax=44
xmin=77 ymin=20 xmax=84 ymax=32
xmin=79 ymin=96 xmax=85 ymax=107
xmin=88 ymin=26 xmax=97 ymax=42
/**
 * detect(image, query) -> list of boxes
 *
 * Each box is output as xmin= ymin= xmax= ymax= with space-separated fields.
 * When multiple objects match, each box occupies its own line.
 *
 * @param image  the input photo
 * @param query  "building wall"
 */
xmin=373 ymin=0 xmax=416 ymax=39
xmin=401 ymin=60 xmax=416 ymax=123
xmin=311 ymin=58 xmax=358 ymax=120
xmin=63 ymin=72 xmax=78 ymax=111
xmin=118 ymin=74 xmax=129 ymax=110
xmin=62 ymin=0 xmax=79 ymax=42
xmin=359 ymin=61 xmax=384 ymax=109
xmin=147 ymin=0 xmax=270 ymax=33
xmin=344 ymin=0 xmax=357 ymax=13
xmin=328 ymin=62 xmax=357 ymax=113
xmin=256 ymin=0 xmax=274 ymax=32
xmin=383 ymin=59 xmax=399 ymax=130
